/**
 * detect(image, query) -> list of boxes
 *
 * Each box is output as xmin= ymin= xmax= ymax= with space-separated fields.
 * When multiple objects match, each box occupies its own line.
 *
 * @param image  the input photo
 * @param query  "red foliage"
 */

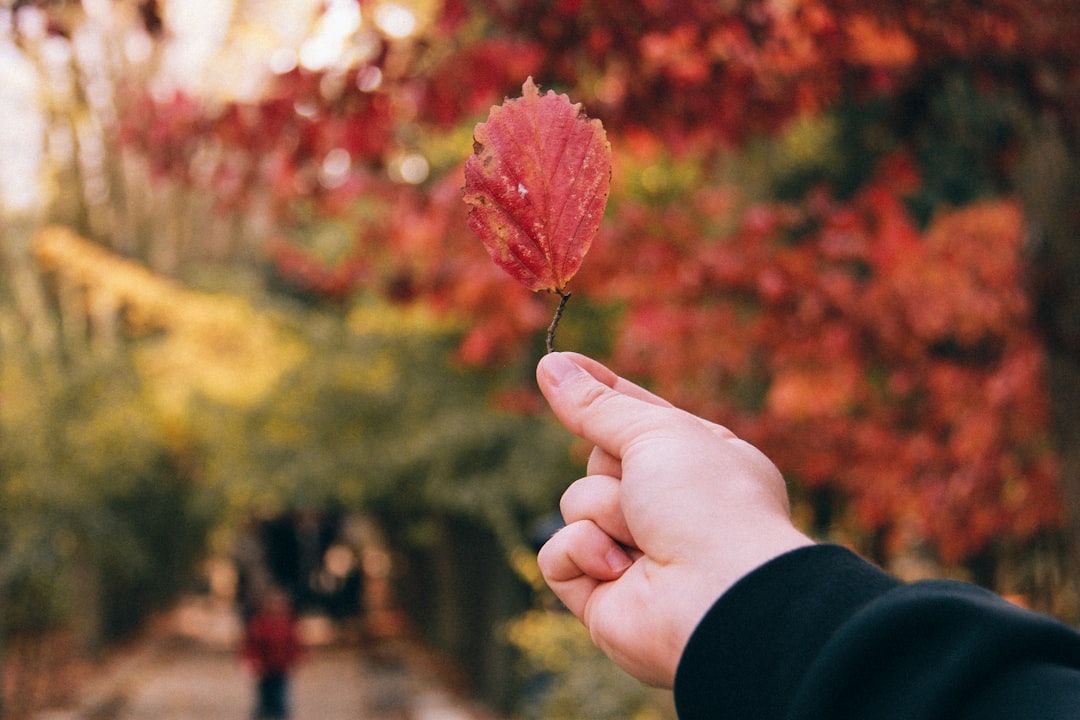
xmin=265 ymin=236 xmax=367 ymax=304
xmin=469 ymin=0 xmax=1080 ymax=156
xmin=421 ymin=38 xmax=545 ymax=128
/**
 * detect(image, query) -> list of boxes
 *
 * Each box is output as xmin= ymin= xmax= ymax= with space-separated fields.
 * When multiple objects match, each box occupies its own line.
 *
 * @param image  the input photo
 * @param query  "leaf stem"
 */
xmin=546 ymin=290 xmax=572 ymax=354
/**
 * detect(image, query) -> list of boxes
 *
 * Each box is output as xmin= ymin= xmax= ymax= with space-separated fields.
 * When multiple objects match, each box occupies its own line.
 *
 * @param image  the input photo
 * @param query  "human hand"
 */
xmin=535 ymin=352 xmax=813 ymax=687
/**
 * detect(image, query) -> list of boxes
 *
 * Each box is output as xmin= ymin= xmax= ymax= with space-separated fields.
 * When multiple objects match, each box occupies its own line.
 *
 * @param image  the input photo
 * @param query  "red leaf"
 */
xmin=463 ymin=77 xmax=611 ymax=293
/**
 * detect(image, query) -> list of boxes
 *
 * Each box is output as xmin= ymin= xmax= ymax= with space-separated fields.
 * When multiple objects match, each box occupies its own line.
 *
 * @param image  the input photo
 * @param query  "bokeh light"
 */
xmin=374 ymin=3 xmax=417 ymax=39
xmin=320 ymin=148 xmax=353 ymax=188
xmin=389 ymin=152 xmax=430 ymax=184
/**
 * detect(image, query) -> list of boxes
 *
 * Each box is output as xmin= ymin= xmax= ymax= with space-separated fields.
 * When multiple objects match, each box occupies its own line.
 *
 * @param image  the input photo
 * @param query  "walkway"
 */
xmin=35 ymin=597 xmax=501 ymax=720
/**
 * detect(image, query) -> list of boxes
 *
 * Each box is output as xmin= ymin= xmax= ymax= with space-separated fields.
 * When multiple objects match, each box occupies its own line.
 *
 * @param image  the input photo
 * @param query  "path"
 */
xmin=111 ymin=644 xmax=475 ymax=720
xmin=35 ymin=597 xmax=500 ymax=720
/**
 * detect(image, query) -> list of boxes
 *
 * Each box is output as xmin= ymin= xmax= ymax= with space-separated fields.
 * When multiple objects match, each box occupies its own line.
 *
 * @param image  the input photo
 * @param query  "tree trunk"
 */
xmin=1017 ymin=116 xmax=1080 ymax=622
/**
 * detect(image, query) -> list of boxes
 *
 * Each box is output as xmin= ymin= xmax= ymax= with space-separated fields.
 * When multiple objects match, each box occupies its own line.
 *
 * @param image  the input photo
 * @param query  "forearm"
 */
xmin=674 ymin=545 xmax=1080 ymax=720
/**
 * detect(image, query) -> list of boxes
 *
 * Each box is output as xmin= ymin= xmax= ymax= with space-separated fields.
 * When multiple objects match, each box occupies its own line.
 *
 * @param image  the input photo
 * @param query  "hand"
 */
xmin=535 ymin=352 xmax=813 ymax=687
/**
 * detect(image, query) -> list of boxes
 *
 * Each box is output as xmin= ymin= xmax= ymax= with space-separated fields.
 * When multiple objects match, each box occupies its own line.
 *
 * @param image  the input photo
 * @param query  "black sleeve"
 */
xmin=673 ymin=544 xmax=1080 ymax=720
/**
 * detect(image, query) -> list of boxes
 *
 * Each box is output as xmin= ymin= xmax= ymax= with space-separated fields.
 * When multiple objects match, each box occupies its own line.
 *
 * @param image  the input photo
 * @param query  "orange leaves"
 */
xmin=864 ymin=200 xmax=1029 ymax=365
xmin=463 ymin=78 xmax=611 ymax=295
xmin=766 ymin=360 xmax=864 ymax=421
xmin=594 ymin=170 xmax=1057 ymax=566
xmin=898 ymin=202 xmax=1025 ymax=342
xmin=844 ymin=15 xmax=918 ymax=68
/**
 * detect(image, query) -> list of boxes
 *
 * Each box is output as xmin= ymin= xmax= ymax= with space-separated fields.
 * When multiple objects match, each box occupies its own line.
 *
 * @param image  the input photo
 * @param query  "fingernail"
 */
xmin=541 ymin=352 xmax=582 ymax=387
xmin=606 ymin=546 xmax=632 ymax=574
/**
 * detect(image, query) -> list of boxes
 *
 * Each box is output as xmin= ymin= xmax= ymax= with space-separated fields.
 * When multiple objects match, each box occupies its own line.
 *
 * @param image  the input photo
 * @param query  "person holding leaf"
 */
xmin=534 ymin=351 xmax=1080 ymax=720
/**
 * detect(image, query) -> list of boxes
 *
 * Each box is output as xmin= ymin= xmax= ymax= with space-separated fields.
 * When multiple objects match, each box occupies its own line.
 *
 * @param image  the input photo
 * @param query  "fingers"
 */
xmin=537 ymin=520 xmax=633 ymax=621
xmin=561 ymin=474 xmax=636 ymax=549
xmin=537 ymin=352 xmax=711 ymax=460
xmin=587 ymin=446 xmax=621 ymax=478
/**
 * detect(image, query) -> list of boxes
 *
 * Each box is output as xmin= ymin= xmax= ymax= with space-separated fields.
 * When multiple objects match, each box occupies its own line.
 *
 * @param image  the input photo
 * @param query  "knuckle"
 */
xmin=535 ymin=534 xmax=561 ymax=574
xmin=575 ymin=379 xmax=615 ymax=417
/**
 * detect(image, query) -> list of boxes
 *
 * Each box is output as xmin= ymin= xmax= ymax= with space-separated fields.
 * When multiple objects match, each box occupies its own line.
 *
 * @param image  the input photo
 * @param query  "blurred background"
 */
xmin=1 ymin=1 xmax=1079 ymax=718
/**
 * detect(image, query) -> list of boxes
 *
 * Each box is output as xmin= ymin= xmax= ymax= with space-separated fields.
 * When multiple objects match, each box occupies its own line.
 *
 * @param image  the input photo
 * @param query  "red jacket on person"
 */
xmin=242 ymin=602 xmax=303 ymax=676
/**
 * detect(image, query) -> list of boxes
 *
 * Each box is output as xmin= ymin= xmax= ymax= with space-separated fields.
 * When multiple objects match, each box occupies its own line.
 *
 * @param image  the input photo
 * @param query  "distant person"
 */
xmin=232 ymin=518 xmax=272 ymax=622
xmin=241 ymin=587 xmax=304 ymax=719
xmin=534 ymin=352 xmax=1080 ymax=719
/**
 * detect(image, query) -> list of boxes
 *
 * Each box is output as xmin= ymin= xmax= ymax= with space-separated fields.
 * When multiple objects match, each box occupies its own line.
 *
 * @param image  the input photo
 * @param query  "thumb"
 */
xmin=537 ymin=352 xmax=694 ymax=459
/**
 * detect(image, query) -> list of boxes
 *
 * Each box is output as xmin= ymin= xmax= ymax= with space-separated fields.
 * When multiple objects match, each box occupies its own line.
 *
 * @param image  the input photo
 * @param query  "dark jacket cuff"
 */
xmin=673 ymin=544 xmax=899 ymax=720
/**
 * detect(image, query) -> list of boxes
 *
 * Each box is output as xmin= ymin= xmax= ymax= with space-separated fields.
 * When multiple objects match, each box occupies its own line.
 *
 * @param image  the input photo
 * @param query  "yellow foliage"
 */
xmin=505 ymin=609 xmax=596 ymax=674
xmin=508 ymin=545 xmax=546 ymax=591
xmin=134 ymin=311 xmax=308 ymax=411
xmin=346 ymin=297 xmax=460 ymax=336
xmin=333 ymin=353 xmax=398 ymax=392
xmin=780 ymin=114 xmax=839 ymax=171
xmin=33 ymin=226 xmax=309 ymax=414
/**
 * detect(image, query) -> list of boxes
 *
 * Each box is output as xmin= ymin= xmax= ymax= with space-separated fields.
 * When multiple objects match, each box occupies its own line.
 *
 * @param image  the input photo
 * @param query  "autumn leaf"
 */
xmin=463 ymin=77 xmax=611 ymax=351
